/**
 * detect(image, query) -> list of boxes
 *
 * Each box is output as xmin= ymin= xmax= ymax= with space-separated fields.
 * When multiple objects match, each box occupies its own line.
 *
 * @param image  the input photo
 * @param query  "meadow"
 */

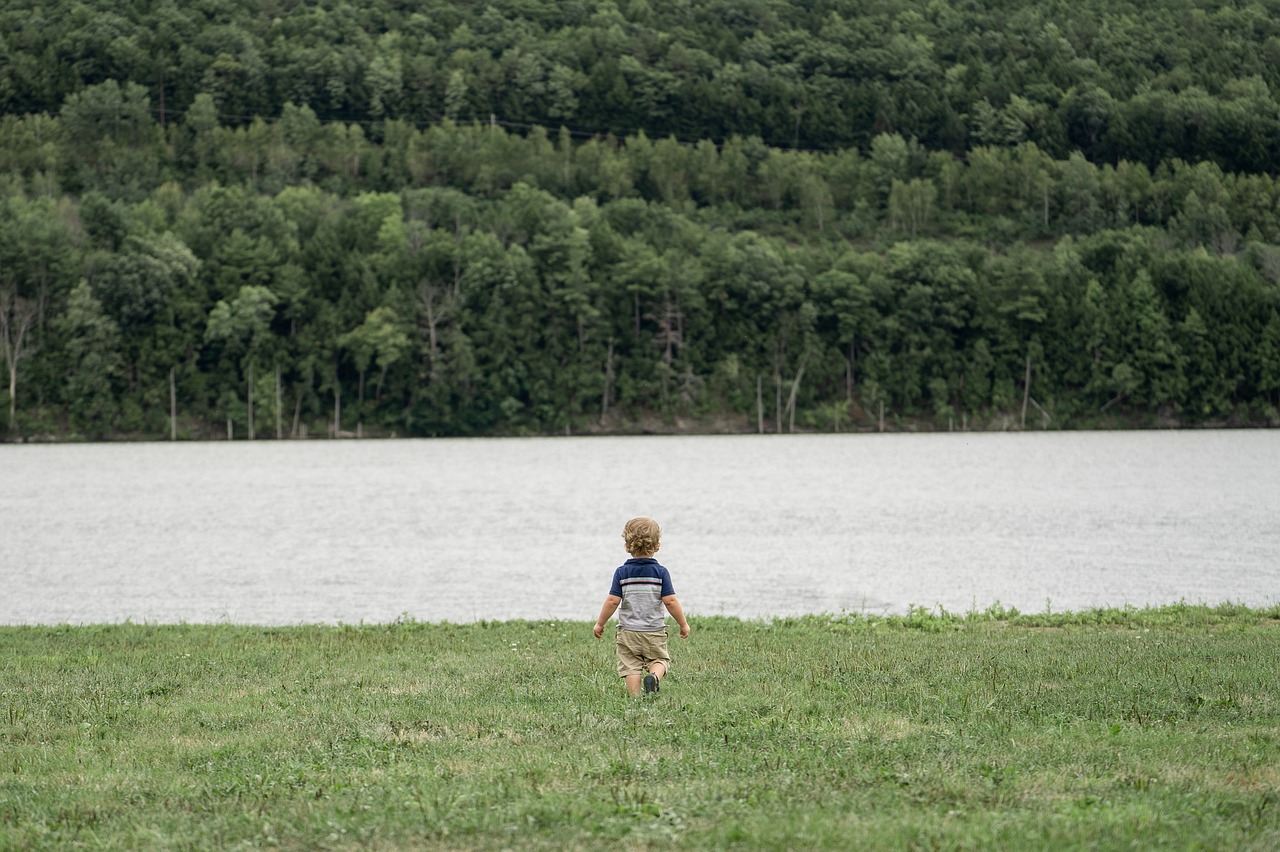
xmin=3 ymin=604 xmax=1279 ymax=850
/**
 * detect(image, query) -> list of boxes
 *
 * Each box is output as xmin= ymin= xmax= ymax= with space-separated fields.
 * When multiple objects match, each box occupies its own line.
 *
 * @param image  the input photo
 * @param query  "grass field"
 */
xmin=3 ymin=604 xmax=1279 ymax=850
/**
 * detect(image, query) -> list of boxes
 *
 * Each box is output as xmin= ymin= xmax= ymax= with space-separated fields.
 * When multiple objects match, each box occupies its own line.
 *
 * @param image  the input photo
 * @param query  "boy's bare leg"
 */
xmin=625 ymin=663 xmax=668 ymax=697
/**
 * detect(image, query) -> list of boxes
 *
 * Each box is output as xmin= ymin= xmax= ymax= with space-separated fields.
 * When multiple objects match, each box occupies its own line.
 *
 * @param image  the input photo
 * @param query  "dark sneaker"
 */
xmin=643 ymin=673 xmax=659 ymax=694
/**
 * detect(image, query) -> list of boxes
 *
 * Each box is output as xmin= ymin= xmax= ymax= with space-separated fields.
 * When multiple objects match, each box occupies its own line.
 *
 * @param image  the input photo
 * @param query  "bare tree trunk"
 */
xmin=247 ymin=361 xmax=255 ymax=440
xmin=275 ymin=365 xmax=283 ymax=440
xmin=418 ymin=280 xmax=447 ymax=382
xmin=879 ymin=399 xmax=885 ymax=433
xmin=785 ymin=362 xmax=807 ymax=433
xmin=846 ymin=340 xmax=856 ymax=402
xmin=756 ymin=374 xmax=764 ymax=434
xmin=657 ymin=295 xmax=683 ymax=367
xmin=357 ymin=370 xmax=365 ymax=423
xmin=291 ymin=392 xmax=302 ymax=439
xmin=333 ymin=378 xmax=341 ymax=438
xmin=1029 ymin=396 xmax=1051 ymax=427
xmin=774 ymin=368 xmax=782 ymax=434
xmin=0 ymin=290 xmax=38 ymax=432
xmin=169 ymin=366 xmax=177 ymax=441
xmin=1020 ymin=348 xmax=1032 ymax=430
xmin=601 ymin=340 xmax=614 ymax=423
xmin=6 ymin=359 xmax=15 ymax=432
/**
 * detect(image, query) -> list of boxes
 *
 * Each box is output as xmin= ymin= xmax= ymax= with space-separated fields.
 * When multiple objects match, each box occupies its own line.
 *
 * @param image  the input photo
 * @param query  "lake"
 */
xmin=2 ymin=431 xmax=1277 ymax=625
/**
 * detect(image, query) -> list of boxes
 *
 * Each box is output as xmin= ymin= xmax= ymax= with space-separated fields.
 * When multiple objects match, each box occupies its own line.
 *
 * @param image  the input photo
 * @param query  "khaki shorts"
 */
xmin=615 ymin=628 xmax=672 ymax=677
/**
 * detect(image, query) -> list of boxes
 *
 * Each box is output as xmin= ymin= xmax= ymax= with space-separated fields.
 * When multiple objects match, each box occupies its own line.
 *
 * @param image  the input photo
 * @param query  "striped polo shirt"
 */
xmin=608 ymin=557 xmax=675 ymax=632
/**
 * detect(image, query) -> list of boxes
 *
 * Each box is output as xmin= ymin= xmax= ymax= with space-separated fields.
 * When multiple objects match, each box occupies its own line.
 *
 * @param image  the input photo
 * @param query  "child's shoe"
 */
xmin=643 ymin=673 xmax=659 ymax=694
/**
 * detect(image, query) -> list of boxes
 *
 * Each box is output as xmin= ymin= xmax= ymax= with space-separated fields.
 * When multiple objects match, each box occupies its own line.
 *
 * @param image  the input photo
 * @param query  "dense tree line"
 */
xmin=4 ymin=0 xmax=1280 ymax=172
xmin=1 ymin=0 xmax=1279 ymax=438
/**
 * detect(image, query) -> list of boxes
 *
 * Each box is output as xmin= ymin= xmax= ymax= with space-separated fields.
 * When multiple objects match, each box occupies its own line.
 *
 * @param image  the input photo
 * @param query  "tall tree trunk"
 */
xmin=756 ymin=374 xmax=764 ymax=434
xmin=169 ymin=366 xmax=177 ymax=441
xmin=774 ymin=368 xmax=782 ymax=434
xmin=0 ymin=291 xmax=38 ymax=432
xmin=1021 ymin=347 xmax=1033 ymax=430
xmin=355 ymin=365 xmax=366 ymax=434
xmin=247 ymin=361 xmax=255 ymax=440
xmin=6 ymin=360 xmax=15 ymax=432
xmin=846 ymin=340 xmax=855 ymax=402
xmin=785 ymin=362 xmax=807 ymax=434
xmin=275 ymin=364 xmax=283 ymax=440
xmin=601 ymin=340 xmax=614 ymax=423
xmin=333 ymin=374 xmax=341 ymax=438
xmin=418 ymin=280 xmax=447 ymax=382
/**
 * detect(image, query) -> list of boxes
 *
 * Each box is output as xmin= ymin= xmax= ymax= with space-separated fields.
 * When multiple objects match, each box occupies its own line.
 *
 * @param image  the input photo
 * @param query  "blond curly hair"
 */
xmin=622 ymin=517 xmax=662 ymax=557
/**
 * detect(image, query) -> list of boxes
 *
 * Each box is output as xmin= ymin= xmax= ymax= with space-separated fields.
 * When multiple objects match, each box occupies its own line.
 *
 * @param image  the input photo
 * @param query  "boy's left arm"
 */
xmin=662 ymin=594 xmax=690 ymax=639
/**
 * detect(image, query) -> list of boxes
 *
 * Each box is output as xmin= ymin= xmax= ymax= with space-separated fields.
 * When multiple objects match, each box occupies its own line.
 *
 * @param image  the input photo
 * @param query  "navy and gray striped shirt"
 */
xmin=608 ymin=557 xmax=675 ymax=632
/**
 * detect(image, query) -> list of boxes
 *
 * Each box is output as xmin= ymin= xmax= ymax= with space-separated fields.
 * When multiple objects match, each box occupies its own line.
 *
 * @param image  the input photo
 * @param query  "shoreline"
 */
xmin=5 ymin=601 xmax=1278 ymax=631
xmin=3 ymin=404 xmax=1277 ymax=444
xmin=3 ymin=419 xmax=1276 ymax=444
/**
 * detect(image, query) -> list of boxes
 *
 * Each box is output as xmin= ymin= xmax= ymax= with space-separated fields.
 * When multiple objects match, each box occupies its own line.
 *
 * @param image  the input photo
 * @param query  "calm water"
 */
xmin=2 ymin=432 xmax=1277 ymax=625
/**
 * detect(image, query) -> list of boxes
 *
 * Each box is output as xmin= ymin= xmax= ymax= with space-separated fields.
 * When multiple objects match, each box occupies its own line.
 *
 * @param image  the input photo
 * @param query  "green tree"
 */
xmin=58 ymin=79 xmax=161 ymax=188
xmin=339 ymin=305 xmax=411 ymax=414
xmin=1177 ymin=306 xmax=1229 ymax=418
xmin=366 ymin=34 xmax=404 ymax=119
xmin=813 ymin=258 xmax=877 ymax=405
xmin=1058 ymin=152 xmax=1103 ymax=232
xmin=1260 ymin=311 xmax=1280 ymax=414
xmin=90 ymin=231 xmax=201 ymax=430
xmin=204 ymin=285 xmax=279 ymax=439
xmin=59 ymin=80 xmax=154 ymax=150
xmin=58 ymin=279 xmax=124 ymax=436
xmin=888 ymin=177 xmax=937 ymax=237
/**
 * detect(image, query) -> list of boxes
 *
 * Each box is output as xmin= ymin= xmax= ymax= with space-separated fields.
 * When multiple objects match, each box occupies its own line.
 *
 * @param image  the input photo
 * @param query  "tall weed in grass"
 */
xmin=2 ymin=605 xmax=1279 ymax=849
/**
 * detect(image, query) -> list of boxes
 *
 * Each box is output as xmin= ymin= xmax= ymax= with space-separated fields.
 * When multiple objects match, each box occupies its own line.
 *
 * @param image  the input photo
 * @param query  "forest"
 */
xmin=1 ymin=0 xmax=1279 ymax=439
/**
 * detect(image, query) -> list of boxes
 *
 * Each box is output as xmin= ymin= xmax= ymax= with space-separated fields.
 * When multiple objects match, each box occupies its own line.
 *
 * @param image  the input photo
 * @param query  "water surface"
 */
xmin=2 ymin=431 xmax=1276 ymax=624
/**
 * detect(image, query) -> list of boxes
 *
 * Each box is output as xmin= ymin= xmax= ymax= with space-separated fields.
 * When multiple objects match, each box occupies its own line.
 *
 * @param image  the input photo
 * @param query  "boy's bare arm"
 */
xmin=593 ymin=595 xmax=622 ymax=638
xmin=662 ymin=594 xmax=691 ymax=639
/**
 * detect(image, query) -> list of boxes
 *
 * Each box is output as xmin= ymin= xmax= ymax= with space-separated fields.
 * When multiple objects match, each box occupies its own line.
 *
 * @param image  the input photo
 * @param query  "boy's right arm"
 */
xmin=593 ymin=595 xmax=622 ymax=638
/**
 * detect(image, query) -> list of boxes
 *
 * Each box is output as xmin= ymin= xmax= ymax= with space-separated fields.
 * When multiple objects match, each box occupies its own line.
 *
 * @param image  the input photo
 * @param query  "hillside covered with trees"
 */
xmin=2 ymin=0 xmax=1279 ymax=439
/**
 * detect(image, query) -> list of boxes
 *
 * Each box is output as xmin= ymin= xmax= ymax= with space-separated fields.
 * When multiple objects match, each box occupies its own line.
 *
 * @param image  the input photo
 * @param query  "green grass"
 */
xmin=3 ymin=604 xmax=1279 ymax=850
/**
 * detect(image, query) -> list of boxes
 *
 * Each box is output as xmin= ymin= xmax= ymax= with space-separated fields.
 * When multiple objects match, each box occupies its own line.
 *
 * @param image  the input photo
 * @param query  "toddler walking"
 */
xmin=593 ymin=517 xmax=690 ymax=697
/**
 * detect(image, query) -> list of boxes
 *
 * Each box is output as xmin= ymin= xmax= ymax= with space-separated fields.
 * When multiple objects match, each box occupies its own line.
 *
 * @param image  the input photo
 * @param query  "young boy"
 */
xmin=593 ymin=517 xmax=690 ymax=697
